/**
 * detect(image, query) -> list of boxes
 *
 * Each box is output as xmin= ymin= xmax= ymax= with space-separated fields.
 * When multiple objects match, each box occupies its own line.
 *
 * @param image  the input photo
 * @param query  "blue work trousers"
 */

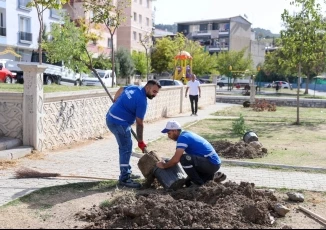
xmin=106 ymin=119 xmax=133 ymax=182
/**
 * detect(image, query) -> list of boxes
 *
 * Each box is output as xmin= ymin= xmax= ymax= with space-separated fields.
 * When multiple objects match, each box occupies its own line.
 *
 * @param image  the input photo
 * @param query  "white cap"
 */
xmin=161 ymin=120 xmax=182 ymax=133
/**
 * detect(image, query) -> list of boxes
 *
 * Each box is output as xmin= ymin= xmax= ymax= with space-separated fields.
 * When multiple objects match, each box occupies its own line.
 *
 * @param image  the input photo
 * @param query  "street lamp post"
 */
xmin=257 ymin=66 xmax=261 ymax=93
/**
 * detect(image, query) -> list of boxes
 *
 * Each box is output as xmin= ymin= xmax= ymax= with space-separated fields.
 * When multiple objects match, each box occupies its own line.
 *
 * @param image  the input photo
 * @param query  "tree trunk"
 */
xmin=38 ymin=10 xmax=43 ymax=65
xmin=296 ymin=63 xmax=301 ymax=125
xmin=111 ymin=34 xmax=115 ymax=88
xmin=304 ymin=77 xmax=309 ymax=94
xmin=146 ymin=48 xmax=149 ymax=81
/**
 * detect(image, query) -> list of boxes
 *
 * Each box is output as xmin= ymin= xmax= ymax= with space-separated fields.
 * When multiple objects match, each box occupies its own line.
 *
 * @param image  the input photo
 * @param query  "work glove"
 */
xmin=138 ymin=141 xmax=147 ymax=153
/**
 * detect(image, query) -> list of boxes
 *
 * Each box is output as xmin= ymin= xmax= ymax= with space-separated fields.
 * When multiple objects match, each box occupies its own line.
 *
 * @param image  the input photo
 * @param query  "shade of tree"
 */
xmin=84 ymin=0 xmax=131 ymax=87
xmin=151 ymin=36 xmax=175 ymax=74
xmin=115 ymin=47 xmax=135 ymax=85
xmin=132 ymin=51 xmax=148 ymax=78
xmin=280 ymin=0 xmax=326 ymax=124
xmin=43 ymin=15 xmax=118 ymax=99
xmin=27 ymin=0 xmax=68 ymax=64
xmin=215 ymin=48 xmax=253 ymax=81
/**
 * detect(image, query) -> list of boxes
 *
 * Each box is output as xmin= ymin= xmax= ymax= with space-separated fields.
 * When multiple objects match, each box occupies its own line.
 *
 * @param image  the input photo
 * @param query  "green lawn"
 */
xmin=148 ymin=106 xmax=326 ymax=168
xmin=0 ymin=83 xmax=104 ymax=93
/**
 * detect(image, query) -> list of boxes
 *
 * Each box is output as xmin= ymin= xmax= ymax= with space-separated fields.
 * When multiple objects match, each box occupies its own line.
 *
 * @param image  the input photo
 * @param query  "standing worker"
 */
xmin=106 ymin=80 xmax=162 ymax=188
xmin=185 ymin=74 xmax=201 ymax=116
xmin=156 ymin=120 xmax=226 ymax=187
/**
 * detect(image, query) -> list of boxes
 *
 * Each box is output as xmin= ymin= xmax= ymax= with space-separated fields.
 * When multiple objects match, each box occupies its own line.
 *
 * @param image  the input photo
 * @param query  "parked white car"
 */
xmin=81 ymin=69 xmax=116 ymax=87
xmin=273 ymin=81 xmax=292 ymax=89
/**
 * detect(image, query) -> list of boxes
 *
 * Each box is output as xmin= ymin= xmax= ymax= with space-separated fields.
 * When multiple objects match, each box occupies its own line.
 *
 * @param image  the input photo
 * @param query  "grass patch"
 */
xmin=148 ymin=106 xmax=326 ymax=168
xmin=2 ymin=180 xmax=118 ymax=208
xmin=0 ymin=83 xmax=104 ymax=93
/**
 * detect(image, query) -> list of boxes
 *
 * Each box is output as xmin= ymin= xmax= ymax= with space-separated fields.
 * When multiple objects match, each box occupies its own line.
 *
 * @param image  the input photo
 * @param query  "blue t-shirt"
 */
xmin=106 ymin=85 xmax=147 ymax=126
xmin=177 ymin=131 xmax=221 ymax=165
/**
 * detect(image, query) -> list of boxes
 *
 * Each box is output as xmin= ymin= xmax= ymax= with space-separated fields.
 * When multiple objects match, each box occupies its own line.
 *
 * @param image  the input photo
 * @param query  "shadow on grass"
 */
xmin=4 ymin=180 xmax=119 ymax=210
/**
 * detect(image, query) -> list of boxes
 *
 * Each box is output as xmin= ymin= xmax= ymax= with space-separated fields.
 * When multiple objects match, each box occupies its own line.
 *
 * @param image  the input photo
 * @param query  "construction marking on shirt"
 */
xmin=182 ymin=165 xmax=193 ymax=169
xmin=204 ymin=151 xmax=215 ymax=157
xmin=109 ymin=112 xmax=125 ymax=121
xmin=120 ymin=164 xmax=129 ymax=167
xmin=125 ymin=90 xmax=134 ymax=99
xmin=177 ymin=143 xmax=188 ymax=148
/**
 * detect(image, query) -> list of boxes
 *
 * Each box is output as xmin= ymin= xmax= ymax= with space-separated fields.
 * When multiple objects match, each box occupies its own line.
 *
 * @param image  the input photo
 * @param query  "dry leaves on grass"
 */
xmin=0 ymin=160 xmax=17 ymax=170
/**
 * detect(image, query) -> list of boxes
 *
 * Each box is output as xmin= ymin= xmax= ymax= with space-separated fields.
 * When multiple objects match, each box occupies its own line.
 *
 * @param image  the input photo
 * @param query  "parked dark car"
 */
xmin=197 ymin=75 xmax=212 ymax=84
xmin=158 ymin=79 xmax=183 ymax=86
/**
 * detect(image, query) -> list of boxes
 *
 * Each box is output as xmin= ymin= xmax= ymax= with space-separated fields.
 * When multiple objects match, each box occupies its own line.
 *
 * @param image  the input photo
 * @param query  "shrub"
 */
xmin=232 ymin=114 xmax=247 ymax=136
xmin=252 ymin=99 xmax=276 ymax=112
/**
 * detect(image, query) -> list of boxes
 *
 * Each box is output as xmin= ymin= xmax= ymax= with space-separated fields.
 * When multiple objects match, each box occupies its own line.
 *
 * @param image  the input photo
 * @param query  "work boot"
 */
xmin=119 ymin=178 xmax=142 ymax=189
xmin=130 ymin=174 xmax=141 ymax=179
xmin=213 ymin=172 xmax=227 ymax=183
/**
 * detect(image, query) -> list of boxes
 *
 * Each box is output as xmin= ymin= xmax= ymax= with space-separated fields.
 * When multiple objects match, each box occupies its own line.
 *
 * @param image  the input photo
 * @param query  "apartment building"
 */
xmin=0 ymin=0 xmax=62 ymax=62
xmin=117 ymin=0 xmax=153 ymax=52
xmin=176 ymin=16 xmax=265 ymax=68
xmin=64 ymin=0 xmax=116 ymax=58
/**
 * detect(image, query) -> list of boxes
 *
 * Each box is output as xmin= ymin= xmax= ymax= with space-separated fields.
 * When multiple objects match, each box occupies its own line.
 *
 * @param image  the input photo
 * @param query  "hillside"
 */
xmin=252 ymin=27 xmax=280 ymax=39
xmin=154 ymin=24 xmax=177 ymax=33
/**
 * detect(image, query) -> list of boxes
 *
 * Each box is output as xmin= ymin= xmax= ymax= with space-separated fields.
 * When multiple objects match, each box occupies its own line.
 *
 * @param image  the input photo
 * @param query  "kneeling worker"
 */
xmin=156 ymin=120 xmax=225 ymax=186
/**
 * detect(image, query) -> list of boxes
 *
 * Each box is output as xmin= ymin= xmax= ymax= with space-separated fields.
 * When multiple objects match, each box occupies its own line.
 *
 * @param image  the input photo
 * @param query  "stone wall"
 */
xmin=0 ymin=84 xmax=216 ymax=150
xmin=0 ymin=93 xmax=23 ymax=139
xmin=216 ymin=95 xmax=326 ymax=108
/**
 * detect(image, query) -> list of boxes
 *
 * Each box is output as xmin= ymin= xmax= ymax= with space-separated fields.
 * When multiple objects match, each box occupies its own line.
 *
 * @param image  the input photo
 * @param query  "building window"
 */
xmin=146 ymin=0 xmax=149 ymax=8
xmin=0 ymin=12 xmax=5 ymax=37
xmin=108 ymin=38 xmax=112 ymax=48
xmin=133 ymin=12 xmax=137 ymax=22
xmin=89 ymin=11 xmax=94 ymax=20
xmin=19 ymin=16 xmax=32 ymax=43
xmin=139 ymin=33 xmax=142 ymax=41
xmin=18 ymin=0 xmax=32 ymax=11
xmin=139 ymin=14 xmax=142 ymax=24
xmin=139 ymin=0 xmax=142 ymax=5
xmin=50 ymin=9 xmax=61 ymax=19
xmin=146 ymin=17 xmax=149 ymax=26
xmin=134 ymin=0 xmax=137 ymax=2
xmin=133 ymin=31 xmax=137 ymax=40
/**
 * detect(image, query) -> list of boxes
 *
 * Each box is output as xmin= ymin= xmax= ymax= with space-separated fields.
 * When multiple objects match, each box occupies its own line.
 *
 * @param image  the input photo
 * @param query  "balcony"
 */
xmin=19 ymin=31 xmax=32 ymax=43
xmin=0 ymin=27 xmax=6 ymax=36
xmin=208 ymin=45 xmax=229 ymax=52
xmin=18 ymin=0 xmax=32 ymax=10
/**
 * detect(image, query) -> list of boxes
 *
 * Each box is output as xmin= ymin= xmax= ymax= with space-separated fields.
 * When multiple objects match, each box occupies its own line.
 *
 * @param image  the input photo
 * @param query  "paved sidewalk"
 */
xmin=1 ymin=102 xmax=326 ymax=207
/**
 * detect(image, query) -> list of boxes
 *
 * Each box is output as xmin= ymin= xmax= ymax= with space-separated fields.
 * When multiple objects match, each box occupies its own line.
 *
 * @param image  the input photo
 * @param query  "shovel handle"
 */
xmin=131 ymin=129 xmax=149 ymax=154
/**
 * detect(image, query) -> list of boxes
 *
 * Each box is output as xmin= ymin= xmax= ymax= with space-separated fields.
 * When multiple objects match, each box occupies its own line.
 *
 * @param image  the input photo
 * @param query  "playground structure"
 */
xmin=173 ymin=51 xmax=193 ymax=85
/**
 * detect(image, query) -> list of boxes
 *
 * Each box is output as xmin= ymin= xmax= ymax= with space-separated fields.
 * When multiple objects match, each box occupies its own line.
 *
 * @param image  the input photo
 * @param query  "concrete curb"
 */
xmin=0 ymin=146 xmax=33 ymax=160
xmin=0 ymin=137 xmax=22 ymax=151
xmin=132 ymin=151 xmax=326 ymax=173
xmin=223 ymin=159 xmax=326 ymax=173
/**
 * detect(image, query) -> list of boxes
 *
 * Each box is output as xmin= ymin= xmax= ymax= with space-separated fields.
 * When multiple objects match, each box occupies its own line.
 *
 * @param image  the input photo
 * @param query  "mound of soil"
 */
xmin=76 ymin=181 xmax=281 ymax=229
xmin=210 ymin=140 xmax=268 ymax=159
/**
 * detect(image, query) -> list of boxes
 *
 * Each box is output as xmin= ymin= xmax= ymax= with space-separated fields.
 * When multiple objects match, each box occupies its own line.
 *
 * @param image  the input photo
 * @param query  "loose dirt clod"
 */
xmin=210 ymin=140 xmax=268 ymax=159
xmin=137 ymin=151 xmax=160 ymax=178
xmin=77 ymin=181 xmax=281 ymax=229
xmin=137 ymin=151 xmax=161 ymax=188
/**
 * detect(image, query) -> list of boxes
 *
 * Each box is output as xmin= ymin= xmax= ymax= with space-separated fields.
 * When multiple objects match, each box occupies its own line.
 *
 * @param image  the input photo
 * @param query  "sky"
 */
xmin=152 ymin=0 xmax=322 ymax=34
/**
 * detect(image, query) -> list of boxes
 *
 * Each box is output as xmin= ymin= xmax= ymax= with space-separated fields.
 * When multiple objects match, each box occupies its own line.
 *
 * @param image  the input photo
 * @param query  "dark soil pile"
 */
xmin=210 ymin=140 xmax=268 ymax=159
xmin=76 ymin=181 xmax=281 ymax=229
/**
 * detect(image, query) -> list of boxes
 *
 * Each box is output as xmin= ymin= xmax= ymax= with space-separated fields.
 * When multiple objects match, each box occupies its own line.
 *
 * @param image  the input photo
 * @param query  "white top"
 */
xmin=187 ymin=80 xmax=201 ymax=96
